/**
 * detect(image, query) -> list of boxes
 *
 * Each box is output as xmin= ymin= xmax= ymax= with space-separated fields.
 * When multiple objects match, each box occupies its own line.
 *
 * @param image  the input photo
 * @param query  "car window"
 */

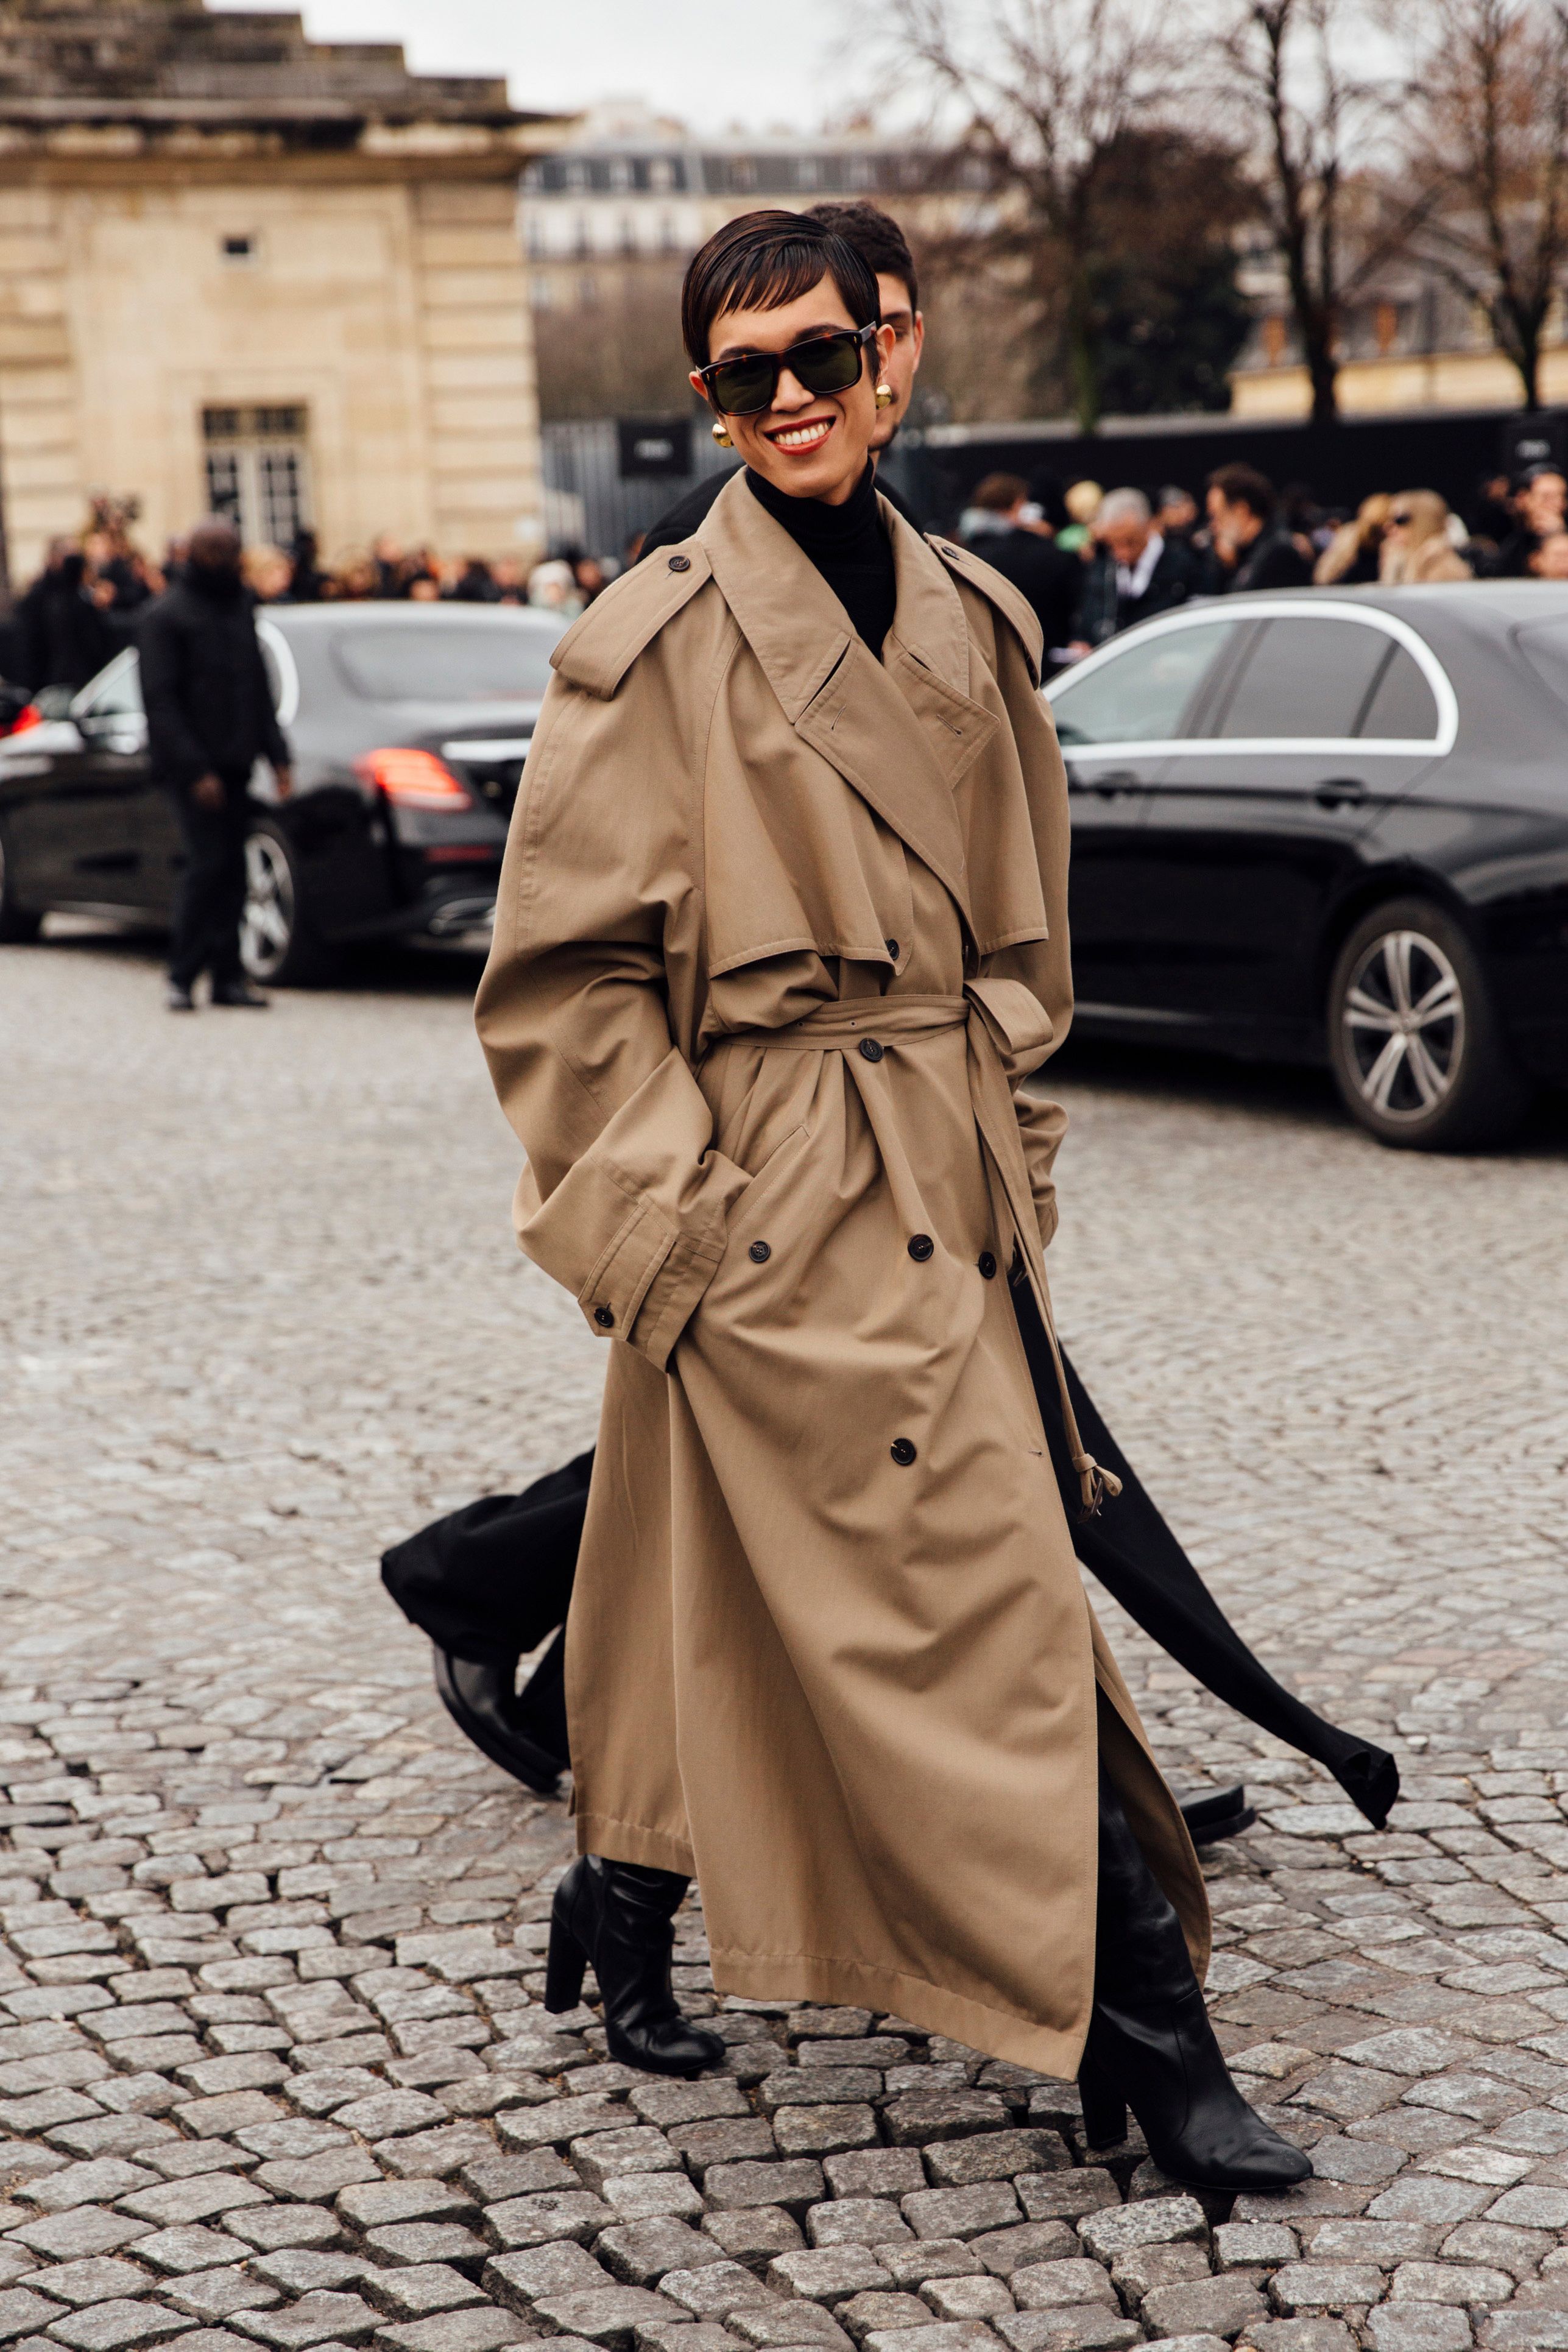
xmin=1215 ymin=617 xmax=1393 ymax=740
xmin=1357 ymin=644 xmax=1439 ymax=740
xmin=73 ymin=653 xmax=144 ymax=720
xmin=1050 ymin=619 xmax=1239 ymax=746
xmin=329 ymin=621 xmax=562 ymax=705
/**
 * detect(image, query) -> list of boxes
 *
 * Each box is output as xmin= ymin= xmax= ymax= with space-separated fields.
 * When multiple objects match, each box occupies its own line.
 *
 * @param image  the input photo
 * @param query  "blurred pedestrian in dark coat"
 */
xmin=138 ymin=519 xmax=293 ymax=1013
xmin=1073 ymin=488 xmax=1204 ymax=647
xmin=960 ymin=473 xmax=1082 ymax=669
xmin=1206 ymin=464 xmax=1313 ymax=592
xmin=11 ymin=540 xmax=118 ymax=692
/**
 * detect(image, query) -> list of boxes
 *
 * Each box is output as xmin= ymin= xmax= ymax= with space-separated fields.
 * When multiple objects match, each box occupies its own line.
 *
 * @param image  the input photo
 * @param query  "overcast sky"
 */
xmin=210 ymin=0 xmax=855 ymax=134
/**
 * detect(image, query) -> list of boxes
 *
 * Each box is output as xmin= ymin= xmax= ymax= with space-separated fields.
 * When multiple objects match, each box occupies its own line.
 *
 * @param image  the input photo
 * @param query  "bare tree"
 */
xmin=1399 ymin=0 xmax=1568 ymax=410
xmin=871 ymin=0 xmax=1184 ymax=432
xmin=1219 ymin=0 xmax=1429 ymax=423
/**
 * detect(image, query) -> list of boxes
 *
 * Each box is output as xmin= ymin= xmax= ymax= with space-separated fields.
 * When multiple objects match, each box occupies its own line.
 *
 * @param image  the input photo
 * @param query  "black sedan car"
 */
xmin=0 ymin=602 xmax=564 ymax=984
xmin=1046 ymin=582 xmax=1568 ymax=1149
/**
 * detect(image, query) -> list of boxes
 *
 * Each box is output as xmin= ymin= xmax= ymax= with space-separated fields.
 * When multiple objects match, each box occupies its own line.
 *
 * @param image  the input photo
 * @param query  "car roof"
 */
xmin=1185 ymin=580 xmax=1568 ymax=635
xmin=264 ymin=602 xmax=564 ymax=634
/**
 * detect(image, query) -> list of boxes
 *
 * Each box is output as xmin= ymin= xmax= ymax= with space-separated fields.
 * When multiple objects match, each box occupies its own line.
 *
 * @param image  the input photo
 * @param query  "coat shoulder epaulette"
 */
xmin=550 ymin=540 xmax=714 ymax=699
xmin=925 ymin=535 xmax=1044 ymax=687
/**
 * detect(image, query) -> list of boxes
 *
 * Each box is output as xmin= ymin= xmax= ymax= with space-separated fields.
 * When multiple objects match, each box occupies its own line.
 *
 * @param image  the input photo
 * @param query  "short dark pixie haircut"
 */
xmin=804 ymin=200 xmax=919 ymax=315
xmin=681 ymin=209 xmax=880 ymax=367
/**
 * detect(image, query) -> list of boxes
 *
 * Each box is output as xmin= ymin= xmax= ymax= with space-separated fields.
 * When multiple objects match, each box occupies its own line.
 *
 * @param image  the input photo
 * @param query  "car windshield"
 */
xmin=329 ymin=621 xmax=560 ymax=705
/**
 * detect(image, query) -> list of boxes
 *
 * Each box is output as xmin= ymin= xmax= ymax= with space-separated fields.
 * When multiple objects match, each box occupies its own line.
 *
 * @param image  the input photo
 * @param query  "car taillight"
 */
xmin=355 ymin=747 xmax=473 ymax=810
xmin=1 ymin=704 xmax=41 ymax=738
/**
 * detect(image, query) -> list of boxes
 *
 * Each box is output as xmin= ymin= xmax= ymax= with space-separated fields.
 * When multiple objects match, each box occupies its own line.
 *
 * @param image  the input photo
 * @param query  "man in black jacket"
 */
xmin=1073 ymin=487 xmax=1204 ymax=646
xmin=1205 ymin=463 xmax=1313 ymax=593
xmin=960 ymin=473 xmax=1082 ymax=670
xmin=138 ymin=520 xmax=293 ymax=1012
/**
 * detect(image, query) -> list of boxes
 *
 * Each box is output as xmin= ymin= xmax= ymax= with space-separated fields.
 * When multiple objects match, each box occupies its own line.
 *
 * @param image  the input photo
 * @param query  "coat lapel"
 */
xmin=699 ymin=475 xmax=998 ymax=920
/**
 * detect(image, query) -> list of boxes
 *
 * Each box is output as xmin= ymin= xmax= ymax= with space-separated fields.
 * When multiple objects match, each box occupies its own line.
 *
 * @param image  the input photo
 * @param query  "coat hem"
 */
xmin=709 ymin=1946 xmax=1089 ymax=2077
xmin=576 ymin=1806 xmax=695 ymax=1878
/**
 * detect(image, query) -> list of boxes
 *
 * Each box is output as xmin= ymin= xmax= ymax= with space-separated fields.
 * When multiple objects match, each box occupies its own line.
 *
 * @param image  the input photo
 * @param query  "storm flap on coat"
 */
xmin=475 ymin=473 xmax=1208 ymax=2075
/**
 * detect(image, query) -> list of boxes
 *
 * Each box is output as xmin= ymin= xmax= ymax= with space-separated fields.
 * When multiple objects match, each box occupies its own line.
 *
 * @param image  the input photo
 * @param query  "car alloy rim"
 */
xmin=241 ymin=831 xmax=294 ymax=980
xmin=1341 ymin=928 xmax=1464 ymax=1121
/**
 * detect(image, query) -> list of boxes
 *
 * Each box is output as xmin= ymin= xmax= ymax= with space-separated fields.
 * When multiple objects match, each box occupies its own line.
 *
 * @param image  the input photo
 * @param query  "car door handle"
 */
xmin=1093 ymin=769 xmax=1142 ymax=797
xmin=1313 ymin=776 xmax=1367 ymax=810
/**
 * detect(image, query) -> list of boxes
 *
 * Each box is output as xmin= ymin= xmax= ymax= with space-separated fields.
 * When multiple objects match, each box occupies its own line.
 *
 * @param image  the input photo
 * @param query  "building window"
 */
xmin=202 ymin=403 xmax=311 ymax=546
xmin=524 ymin=211 xmax=546 ymax=260
xmin=620 ymin=211 xmax=638 ymax=255
xmin=608 ymin=157 xmax=632 ymax=191
xmin=658 ymin=210 xmax=677 ymax=255
xmin=577 ymin=272 xmax=599 ymax=308
xmin=531 ymin=274 xmax=554 ymax=310
xmin=220 ymin=233 xmax=256 ymax=265
xmin=649 ymin=157 xmax=676 ymax=192
xmin=573 ymin=211 xmax=592 ymax=258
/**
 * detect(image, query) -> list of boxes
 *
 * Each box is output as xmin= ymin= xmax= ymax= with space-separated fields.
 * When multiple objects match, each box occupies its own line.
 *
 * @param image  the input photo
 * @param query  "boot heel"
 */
xmin=543 ymin=1910 xmax=586 ymax=2013
xmin=1078 ymin=2058 xmax=1126 ymax=2148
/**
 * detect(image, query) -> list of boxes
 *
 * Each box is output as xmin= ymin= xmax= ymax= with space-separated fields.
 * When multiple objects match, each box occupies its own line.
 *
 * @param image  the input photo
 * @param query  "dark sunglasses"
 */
xmin=697 ymin=323 xmax=876 ymax=417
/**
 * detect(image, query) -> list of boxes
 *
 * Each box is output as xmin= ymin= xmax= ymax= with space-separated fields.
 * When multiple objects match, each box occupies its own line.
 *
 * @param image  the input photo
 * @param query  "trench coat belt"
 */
xmin=704 ymin=988 xmax=1123 ymax=1520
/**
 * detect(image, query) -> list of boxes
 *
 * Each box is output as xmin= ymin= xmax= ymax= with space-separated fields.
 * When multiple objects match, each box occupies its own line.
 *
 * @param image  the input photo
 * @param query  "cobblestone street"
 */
xmin=5 ymin=927 xmax=1568 ymax=2352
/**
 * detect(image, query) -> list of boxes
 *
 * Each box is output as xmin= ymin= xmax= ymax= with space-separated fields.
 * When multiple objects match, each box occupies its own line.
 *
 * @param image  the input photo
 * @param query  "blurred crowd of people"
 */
xmin=958 ymin=457 xmax=1568 ymax=673
xmin=7 ymin=459 xmax=1566 ymax=702
xmin=1 ymin=520 xmax=612 ymax=697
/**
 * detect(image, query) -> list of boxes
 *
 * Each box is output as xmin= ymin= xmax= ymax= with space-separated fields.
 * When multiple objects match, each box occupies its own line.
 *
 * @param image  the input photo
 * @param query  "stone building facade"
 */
xmin=0 ymin=1 xmax=565 ymax=588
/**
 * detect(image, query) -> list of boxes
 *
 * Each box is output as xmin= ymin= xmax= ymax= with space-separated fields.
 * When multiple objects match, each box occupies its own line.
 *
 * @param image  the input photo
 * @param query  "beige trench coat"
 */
xmin=475 ymin=475 xmax=1207 ymax=2074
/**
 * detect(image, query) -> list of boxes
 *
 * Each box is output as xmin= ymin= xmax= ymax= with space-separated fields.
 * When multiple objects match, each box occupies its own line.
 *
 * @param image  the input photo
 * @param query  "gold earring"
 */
xmin=875 ymin=382 xmax=894 ymax=410
xmin=712 ymin=420 xmax=733 ymax=448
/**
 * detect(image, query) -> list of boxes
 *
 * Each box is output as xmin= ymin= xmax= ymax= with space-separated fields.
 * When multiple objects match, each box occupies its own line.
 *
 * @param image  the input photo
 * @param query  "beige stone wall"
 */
xmin=0 ymin=168 xmax=543 ymax=586
xmin=1231 ymin=345 xmax=1568 ymax=420
xmin=0 ymin=188 xmax=82 ymax=577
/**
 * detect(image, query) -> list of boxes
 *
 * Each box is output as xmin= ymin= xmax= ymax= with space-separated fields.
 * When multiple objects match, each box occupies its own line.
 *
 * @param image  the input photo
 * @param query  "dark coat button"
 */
xmin=748 ymin=1240 xmax=771 ymax=1263
xmin=593 ymin=1305 xmax=615 ymax=1327
xmin=885 ymin=938 xmax=900 ymax=959
xmin=858 ymin=1037 xmax=884 ymax=1062
xmin=890 ymin=1438 xmax=917 ymax=1465
xmin=668 ymin=554 xmax=691 ymax=571
xmin=978 ymin=1251 xmax=997 ymax=1279
xmin=908 ymin=1234 xmax=934 ymax=1262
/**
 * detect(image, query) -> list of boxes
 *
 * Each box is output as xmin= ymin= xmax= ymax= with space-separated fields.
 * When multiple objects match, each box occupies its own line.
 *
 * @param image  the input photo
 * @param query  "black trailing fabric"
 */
xmin=744 ymin=461 xmax=898 ymax=657
xmin=380 ymin=1451 xmax=592 ymax=1667
xmin=1008 ymin=1274 xmax=1399 ymax=1830
xmin=380 ymin=1343 xmax=1397 ymax=1834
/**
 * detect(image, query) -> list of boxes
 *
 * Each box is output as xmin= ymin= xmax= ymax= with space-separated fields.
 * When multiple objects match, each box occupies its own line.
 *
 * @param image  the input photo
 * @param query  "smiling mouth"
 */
xmin=766 ymin=417 xmax=835 ymax=453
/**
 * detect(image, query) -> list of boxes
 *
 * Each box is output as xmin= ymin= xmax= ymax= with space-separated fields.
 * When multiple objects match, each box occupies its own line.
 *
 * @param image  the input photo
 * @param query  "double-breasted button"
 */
xmin=908 ymin=1234 xmax=934 ymax=1262
xmin=748 ymin=1240 xmax=771 ymax=1263
xmin=858 ymin=1037 xmax=883 ymax=1062
xmin=885 ymin=938 xmax=900 ymax=960
xmin=890 ymin=1438 xmax=917 ymax=1466
xmin=668 ymin=554 xmax=691 ymax=572
xmin=978 ymin=1251 xmax=997 ymax=1279
xmin=593 ymin=1305 xmax=615 ymax=1327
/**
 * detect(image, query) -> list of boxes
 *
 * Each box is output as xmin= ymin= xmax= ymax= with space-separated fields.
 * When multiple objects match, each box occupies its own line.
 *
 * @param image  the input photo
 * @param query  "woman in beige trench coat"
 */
xmin=475 ymin=212 xmax=1308 ymax=2193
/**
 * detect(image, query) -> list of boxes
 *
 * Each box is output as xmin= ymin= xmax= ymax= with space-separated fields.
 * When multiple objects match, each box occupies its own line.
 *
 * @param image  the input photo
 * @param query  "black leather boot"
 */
xmin=432 ymin=1650 xmax=566 ymax=1796
xmin=546 ymin=1856 xmax=723 ymax=2078
xmin=1080 ymin=1764 xmax=1311 ymax=2191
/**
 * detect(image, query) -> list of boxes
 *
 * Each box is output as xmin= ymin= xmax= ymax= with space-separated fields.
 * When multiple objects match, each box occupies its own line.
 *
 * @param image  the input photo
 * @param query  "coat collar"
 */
xmin=698 ymin=473 xmax=998 ymax=920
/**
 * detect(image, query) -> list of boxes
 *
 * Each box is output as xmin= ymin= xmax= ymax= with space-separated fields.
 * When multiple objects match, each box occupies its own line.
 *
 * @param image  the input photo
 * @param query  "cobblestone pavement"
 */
xmin=4 ymin=928 xmax=1568 ymax=2352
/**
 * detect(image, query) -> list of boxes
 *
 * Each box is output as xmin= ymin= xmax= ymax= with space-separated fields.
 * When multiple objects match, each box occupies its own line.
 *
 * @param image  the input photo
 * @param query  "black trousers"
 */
xmin=383 ymin=1295 xmax=1397 ymax=1828
xmin=169 ymin=778 xmax=253 ymax=990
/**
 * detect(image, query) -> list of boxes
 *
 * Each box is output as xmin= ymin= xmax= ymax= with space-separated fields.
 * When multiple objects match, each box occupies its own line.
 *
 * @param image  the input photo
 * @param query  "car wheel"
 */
xmin=0 ymin=827 xmax=43 ymax=943
xmin=1327 ymin=896 xmax=1528 ymax=1151
xmin=241 ymin=818 xmax=336 ymax=986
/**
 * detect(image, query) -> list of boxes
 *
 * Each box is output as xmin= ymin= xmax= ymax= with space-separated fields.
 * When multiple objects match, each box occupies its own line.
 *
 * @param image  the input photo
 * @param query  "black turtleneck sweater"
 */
xmin=745 ymin=461 xmax=897 ymax=657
